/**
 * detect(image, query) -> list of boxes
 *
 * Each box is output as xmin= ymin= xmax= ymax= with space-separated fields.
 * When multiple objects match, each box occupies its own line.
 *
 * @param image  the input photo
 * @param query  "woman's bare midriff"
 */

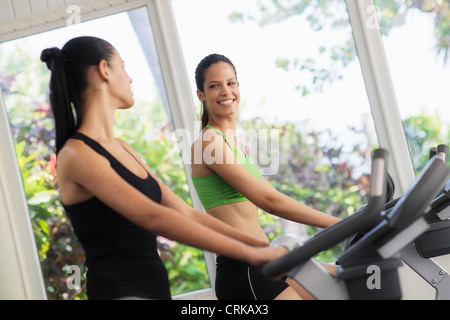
xmin=206 ymin=200 xmax=270 ymax=246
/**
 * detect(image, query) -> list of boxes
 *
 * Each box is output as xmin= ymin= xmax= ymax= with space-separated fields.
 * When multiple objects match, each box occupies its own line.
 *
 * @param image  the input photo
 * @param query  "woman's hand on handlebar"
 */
xmin=246 ymin=245 xmax=289 ymax=267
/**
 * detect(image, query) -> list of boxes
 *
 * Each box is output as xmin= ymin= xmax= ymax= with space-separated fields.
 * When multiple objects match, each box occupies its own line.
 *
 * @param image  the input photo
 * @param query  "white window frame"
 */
xmin=0 ymin=89 xmax=47 ymax=300
xmin=346 ymin=0 xmax=415 ymax=195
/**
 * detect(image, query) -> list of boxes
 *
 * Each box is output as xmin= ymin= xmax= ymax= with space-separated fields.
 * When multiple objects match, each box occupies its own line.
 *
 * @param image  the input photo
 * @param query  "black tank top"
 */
xmin=63 ymin=132 xmax=171 ymax=299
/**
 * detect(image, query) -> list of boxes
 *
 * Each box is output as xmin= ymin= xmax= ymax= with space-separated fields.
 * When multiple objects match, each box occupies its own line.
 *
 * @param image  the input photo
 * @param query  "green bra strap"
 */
xmin=204 ymin=125 xmax=245 ymax=162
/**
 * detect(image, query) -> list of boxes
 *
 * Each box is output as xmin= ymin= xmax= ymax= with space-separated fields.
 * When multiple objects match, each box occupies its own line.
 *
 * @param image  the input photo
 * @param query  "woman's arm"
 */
xmin=120 ymin=138 xmax=269 ymax=247
xmin=157 ymin=179 xmax=270 ymax=247
xmin=260 ymin=178 xmax=341 ymax=228
xmin=200 ymin=133 xmax=340 ymax=228
xmin=58 ymin=140 xmax=279 ymax=265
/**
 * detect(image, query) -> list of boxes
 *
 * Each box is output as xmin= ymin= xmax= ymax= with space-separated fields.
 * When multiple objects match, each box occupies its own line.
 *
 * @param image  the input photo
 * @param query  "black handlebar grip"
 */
xmin=429 ymin=147 xmax=437 ymax=160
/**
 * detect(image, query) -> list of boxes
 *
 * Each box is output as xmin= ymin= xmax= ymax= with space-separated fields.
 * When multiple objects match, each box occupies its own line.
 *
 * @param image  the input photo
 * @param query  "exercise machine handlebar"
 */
xmin=338 ymin=155 xmax=449 ymax=264
xmin=386 ymin=156 xmax=449 ymax=230
xmin=263 ymin=148 xmax=389 ymax=278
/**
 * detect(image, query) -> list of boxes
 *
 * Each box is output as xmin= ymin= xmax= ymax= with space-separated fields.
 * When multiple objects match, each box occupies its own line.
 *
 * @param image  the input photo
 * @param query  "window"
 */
xmin=172 ymin=0 xmax=379 ymax=259
xmin=374 ymin=0 xmax=450 ymax=173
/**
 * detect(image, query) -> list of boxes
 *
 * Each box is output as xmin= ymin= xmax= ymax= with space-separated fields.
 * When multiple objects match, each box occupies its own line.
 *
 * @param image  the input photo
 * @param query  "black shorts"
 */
xmin=215 ymin=256 xmax=289 ymax=300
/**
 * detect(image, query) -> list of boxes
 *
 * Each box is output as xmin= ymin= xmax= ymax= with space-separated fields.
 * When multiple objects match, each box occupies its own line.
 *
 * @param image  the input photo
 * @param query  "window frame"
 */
xmin=345 ymin=0 xmax=415 ymax=196
xmin=0 ymin=88 xmax=47 ymax=299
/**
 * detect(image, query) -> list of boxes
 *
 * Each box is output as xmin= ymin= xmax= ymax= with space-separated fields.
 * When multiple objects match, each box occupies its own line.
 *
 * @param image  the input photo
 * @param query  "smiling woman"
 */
xmin=195 ymin=54 xmax=241 ymax=129
xmin=190 ymin=53 xmax=341 ymax=300
xmin=175 ymin=0 xmax=378 ymax=255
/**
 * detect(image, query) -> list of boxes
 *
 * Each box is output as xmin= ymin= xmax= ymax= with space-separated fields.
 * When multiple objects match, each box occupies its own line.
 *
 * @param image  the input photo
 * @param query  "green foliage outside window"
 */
xmin=230 ymin=0 xmax=450 ymax=96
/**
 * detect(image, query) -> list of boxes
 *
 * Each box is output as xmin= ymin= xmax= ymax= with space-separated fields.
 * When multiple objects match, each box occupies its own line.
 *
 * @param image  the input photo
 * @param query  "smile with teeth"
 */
xmin=218 ymin=99 xmax=234 ymax=105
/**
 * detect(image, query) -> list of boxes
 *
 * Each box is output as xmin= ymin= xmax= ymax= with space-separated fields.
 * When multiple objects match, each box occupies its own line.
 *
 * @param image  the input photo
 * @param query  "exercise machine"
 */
xmin=344 ymin=144 xmax=450 ymax=299
xmin=264 ymin=150 xmax=449 ymax=299
xmin=400 ymin=144 xmax=450 ymax=299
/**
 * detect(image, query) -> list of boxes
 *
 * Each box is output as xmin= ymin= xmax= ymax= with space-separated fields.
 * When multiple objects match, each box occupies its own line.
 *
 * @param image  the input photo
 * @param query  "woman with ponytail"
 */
xmin=41 ymin=37 xmax=288 ymax=300
xmin=191 ymin=54 xmax=341 ymax=300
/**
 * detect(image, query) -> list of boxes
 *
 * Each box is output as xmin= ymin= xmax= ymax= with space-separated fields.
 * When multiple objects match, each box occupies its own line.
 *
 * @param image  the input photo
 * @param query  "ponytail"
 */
xmin=201 ymin=102 xmax=209 ymax=130
xmin=41 ymin=47 xmax=78 ymax=154
xmin=41 ymin=36 xmax=114 ymax=153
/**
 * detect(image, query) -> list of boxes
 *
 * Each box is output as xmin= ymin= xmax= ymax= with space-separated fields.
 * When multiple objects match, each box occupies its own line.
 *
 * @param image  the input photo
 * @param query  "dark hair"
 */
xmin=195 ymin=54 xmax=237 ymax=129
xmin=40 ymin=36 xmax=115 ymax=153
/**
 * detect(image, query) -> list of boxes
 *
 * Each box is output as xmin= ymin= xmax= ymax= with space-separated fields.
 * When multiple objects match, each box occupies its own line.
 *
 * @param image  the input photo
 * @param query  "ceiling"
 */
xmin=0 ymin=0 xmax=144 ymax=42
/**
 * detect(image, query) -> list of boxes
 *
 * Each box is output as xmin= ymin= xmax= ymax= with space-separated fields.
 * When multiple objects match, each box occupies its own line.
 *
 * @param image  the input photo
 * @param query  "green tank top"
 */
xmin=191 ymin=125 xmax=262 ymax=210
